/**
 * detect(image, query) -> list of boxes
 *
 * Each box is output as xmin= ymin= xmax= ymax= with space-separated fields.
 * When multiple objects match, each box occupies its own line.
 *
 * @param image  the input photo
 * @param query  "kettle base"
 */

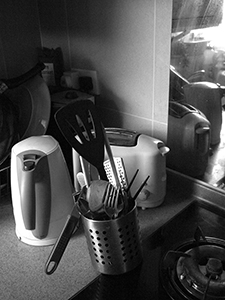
xmin=15 ymin=228 xmax=57 ymax=246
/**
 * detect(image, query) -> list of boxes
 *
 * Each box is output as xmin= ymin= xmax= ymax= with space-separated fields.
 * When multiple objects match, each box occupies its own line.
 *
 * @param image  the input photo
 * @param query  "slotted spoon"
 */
xmin=55 ymin=100 xmax=108 ymax=180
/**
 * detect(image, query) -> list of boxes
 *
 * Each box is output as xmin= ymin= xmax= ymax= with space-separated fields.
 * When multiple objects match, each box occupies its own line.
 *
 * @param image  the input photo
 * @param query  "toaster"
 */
xmin=167 ymin=101 xmax=210 ymax=177
xmin=73 ymin=128 xmax=169 ymax=208
xmin=183 ymin=81 xmax=222 ymax=145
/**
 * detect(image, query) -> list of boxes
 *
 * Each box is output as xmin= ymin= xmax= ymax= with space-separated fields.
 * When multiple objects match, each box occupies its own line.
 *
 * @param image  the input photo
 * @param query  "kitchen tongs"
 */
xmin=55 ymin=99 xmax=108 ymax=181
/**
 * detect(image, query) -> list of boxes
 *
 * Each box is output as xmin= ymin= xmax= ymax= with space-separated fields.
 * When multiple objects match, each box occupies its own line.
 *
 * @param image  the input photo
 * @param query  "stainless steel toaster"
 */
xmin=167 ymin=101 xmax=210 ymax=177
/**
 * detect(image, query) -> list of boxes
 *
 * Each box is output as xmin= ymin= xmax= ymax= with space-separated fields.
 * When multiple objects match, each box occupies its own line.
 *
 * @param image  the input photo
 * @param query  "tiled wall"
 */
xmin=0 ymin=0 xmax=172 ymax=143
xmin=38 ymin=0 xmax=172 ymax=142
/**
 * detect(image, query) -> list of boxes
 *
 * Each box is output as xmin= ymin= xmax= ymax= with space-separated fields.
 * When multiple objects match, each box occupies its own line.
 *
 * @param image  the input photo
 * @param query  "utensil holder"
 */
xmin=81 ymin=204 xmax=142 ymax=275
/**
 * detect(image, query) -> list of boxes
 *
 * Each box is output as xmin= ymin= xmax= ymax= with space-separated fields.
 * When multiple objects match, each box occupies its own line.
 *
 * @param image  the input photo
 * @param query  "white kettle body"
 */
xmin=11 ymin=135 xmax=74 ymax=246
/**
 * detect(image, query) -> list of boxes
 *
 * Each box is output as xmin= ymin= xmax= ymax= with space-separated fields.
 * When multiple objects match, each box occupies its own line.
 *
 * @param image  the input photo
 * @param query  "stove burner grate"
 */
xmin=161 ymin=227 xmax=225 ymax=300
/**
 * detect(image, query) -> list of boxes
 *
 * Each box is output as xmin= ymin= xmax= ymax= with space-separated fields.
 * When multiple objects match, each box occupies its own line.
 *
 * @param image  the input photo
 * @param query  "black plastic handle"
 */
xmin=45 ymin=207 xmax=80 ymax=275
xmin=1 ymin=62 xmax=45 ymax=90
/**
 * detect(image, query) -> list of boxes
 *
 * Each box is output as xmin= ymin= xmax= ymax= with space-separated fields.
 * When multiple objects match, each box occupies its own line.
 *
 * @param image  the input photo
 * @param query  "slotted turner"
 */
xmin=55 ymin=100 xmax=108 ymax=181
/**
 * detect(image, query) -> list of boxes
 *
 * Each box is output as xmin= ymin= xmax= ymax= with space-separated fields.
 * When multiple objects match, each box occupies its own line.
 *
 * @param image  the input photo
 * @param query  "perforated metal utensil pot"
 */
xmin=81 ymin=203 xmax=142 ymax=275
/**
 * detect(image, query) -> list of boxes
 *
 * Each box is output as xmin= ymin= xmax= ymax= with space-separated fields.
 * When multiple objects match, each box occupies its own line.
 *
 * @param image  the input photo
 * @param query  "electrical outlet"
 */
xmin=72 ymin=68 xmax=100 ymax=95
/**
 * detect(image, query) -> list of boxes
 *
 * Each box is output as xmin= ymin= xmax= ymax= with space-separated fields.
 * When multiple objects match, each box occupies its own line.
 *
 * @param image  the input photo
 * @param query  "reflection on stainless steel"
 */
xmin=170 ymin=0 xmax=225 ymax=189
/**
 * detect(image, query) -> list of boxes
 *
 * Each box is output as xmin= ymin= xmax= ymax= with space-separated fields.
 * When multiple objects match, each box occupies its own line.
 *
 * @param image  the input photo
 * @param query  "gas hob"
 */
xmin=69 ymin=200 xmax=225 ymax=300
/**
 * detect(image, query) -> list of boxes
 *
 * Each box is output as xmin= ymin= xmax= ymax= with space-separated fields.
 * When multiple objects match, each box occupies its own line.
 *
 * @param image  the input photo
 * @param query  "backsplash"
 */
xmin=0 ymin=0 xmax=172 ymax=142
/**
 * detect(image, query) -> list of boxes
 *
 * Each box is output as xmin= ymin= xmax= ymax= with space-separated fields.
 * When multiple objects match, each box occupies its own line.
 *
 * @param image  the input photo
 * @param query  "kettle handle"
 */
xmin=21 ymin=160 xmax=36 ymax=230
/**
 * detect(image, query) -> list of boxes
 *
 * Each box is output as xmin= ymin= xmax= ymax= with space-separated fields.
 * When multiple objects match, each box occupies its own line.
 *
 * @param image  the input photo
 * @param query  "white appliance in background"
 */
xmin=11 ymin=135 xmax=74 ymax=246
xmin=73 ymin=128 xmax=170 ymax=208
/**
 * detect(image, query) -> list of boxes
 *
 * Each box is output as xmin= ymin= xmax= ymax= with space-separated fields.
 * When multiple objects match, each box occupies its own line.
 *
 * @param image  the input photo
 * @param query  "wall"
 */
xmin=0 ymin=1 xmax=42 ymax=78
xmin=38 ymin=0 xmax=172 ymax=142
xmin=0 ymin=0 xmax=172 ymax=143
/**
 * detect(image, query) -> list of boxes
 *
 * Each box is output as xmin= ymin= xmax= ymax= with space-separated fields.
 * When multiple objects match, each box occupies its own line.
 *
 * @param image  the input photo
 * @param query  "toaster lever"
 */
xmin=157 ymin=143 xmax=170 ymax=156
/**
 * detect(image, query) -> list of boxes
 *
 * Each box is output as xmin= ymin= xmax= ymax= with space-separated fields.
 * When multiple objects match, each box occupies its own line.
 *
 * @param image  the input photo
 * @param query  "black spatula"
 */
xmin=55 ymin=100 xmax=108 ymax=181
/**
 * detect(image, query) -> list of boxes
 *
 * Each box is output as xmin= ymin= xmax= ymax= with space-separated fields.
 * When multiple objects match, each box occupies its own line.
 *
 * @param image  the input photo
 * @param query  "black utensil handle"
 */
xmin=132 ymin=175 xmax=150 ymax=201
xmin=45 ymin=214 xmax=79 ymax=275
xmin=1 ymin=62 xmax=45 ymax=90
xmin=98 ymin=164 xmax=108 ymax=181
xmin=126 ymin=169 xmax=139 ymax=194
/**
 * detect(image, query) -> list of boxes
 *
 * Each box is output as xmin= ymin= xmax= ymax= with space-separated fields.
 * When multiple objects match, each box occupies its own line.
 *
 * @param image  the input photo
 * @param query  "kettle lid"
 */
xmin=12 ymin=135 xmax=58 ymax=155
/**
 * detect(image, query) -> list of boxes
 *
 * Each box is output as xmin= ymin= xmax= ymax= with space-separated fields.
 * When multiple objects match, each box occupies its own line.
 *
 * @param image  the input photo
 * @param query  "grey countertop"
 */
xmin=1 ymin=170 xmax=222 ymax=300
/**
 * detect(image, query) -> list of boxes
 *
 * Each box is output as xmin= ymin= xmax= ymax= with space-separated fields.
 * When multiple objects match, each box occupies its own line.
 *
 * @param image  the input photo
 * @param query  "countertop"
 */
xmin=1 ymin=170 xmax=224 ymax=300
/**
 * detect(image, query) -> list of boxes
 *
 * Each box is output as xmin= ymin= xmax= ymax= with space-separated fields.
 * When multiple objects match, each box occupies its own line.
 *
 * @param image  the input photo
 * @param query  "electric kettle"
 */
xmin=11 ymin=135 xmax=74 ymax=246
